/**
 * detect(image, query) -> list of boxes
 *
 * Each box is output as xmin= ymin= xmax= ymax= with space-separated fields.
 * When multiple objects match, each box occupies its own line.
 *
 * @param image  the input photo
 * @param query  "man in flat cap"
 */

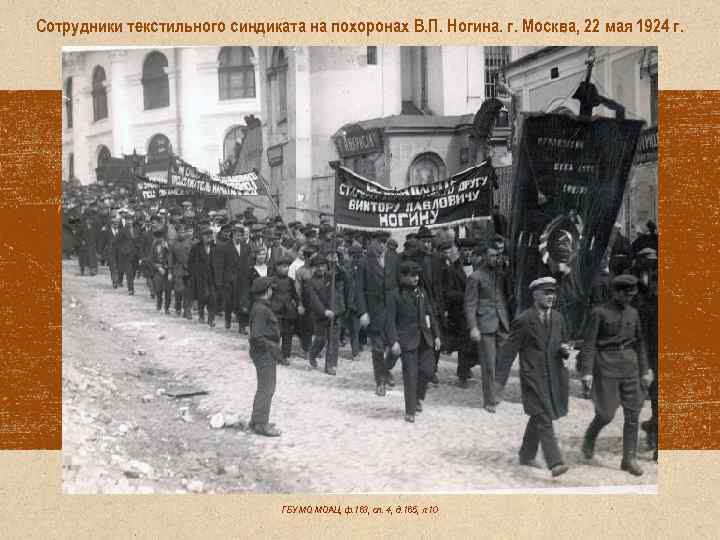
xmin=497 ymin=277 xmax=572 ymax=477
xmin=269 ymin=254 xmax=299 ymax=365
xmin=306 ymin=254 xmax=347 ymax=375
xmin=386 ymin=260 xmax=442 ymax=423
xmin=580 ymin=274 xmax=653 ymax=476
xmin=168 ymin=223 xmax=194 ymax=319
xmin=117 ymin=210 xmax=140 ymax=295
xmin=356 ymin=230 xmax=400 ymax=395
xmin=293 ymin=246 xmax=317 ymax=356
xmin=248 ymin=276 xmax=282 ymax=437
xmin=464 ymin=244 xmax=510 ymax=412
xmin=188 ymin=227 xmax=217 ymax=327
xmin=100 ymin=216 xmax=122 ymax=288
xmin=213 ymin=223 xmax=238 ymax=329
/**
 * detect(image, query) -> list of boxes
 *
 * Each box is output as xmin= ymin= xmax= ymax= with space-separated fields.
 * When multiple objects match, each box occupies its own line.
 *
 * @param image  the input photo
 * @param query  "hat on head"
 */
xmin=387 ymin=238 xmax=398 ymax=250
xmin=276 ymin=254 xmax=293 ymax=267
xmin=251 ymin=224 xmax=265 ymax=234
xmin=220 ymin=223 xmax=233 ymax=234
xmin=637 ymin=247 xmax=658 ymax=260
xmin=276 ymin=223 xmax=287 ymax=231
xmin=311 ymin=254 xmax=329 ymax=267
xmin=399 ymin=260 xmax=422 ymax=276
xmin=416 ymin=226 xmax=435 ymax=239
xmin=304 ymin=228 xmax=318 ymax=238
xmin=612 ymin=274 xmax=639 ymax=291
xmin=457 ymin=238 xmax=476 ymax=249
xmin=349 ymin=245 xmax=363 ymax=255
xmin=370 ymin=230 xmax=390 ymax=240
xmin=251 ymin=276 xmax=273 ymax=295
xmin=529 ymin=276 xmax=557 ymax=292
xmin=288 ymin=221 xmax=301 ymax=229
xmin=439 ymin=240 xmax=453 ymax=250
xmin=319 ymin=223 xmax=334 ymax=235
xmin=182 ymin=201 xmax=192 ymax=207
xmin=200 ymin=226 xmax=213 ymax=236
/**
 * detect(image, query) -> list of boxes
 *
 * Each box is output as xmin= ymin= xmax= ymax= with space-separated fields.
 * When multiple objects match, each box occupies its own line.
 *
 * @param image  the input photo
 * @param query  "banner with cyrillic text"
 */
xmin=333 ymin=163 xmax=495 ymax=231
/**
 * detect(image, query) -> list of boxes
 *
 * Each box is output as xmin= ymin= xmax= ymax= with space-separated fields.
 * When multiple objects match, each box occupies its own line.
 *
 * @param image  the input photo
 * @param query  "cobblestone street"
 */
xmin=62 ymin=260 xmax=657 ymax=493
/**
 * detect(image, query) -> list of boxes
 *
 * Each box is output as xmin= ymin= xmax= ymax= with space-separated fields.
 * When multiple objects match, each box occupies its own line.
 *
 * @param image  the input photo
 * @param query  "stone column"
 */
xmin=109 ymin=50 xmax=131 ymax=156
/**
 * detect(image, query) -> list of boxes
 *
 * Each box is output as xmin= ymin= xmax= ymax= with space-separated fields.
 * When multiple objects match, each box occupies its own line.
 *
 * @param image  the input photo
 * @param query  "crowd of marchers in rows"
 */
xmin=62 ymin=185 xmax=658 ymax=479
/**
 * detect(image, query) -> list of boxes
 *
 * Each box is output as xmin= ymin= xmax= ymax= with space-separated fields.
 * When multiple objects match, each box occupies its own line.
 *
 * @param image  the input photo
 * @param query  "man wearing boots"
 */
xmin=386 ymin=260 xmax=442 ymax=423
xmin=168 ymin=224 xmax=194 ymax=319
xmin=580 ymin=274 xmax=654 ymax=476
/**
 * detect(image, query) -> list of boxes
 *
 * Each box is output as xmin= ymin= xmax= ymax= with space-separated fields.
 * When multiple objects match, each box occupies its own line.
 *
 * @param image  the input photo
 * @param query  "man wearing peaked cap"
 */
xmin=497 ymin=275 xmax=572 ymax=477
xmin=268 ymin=253 xmax=299 ymax=364
xmin=386 ymin=256 xmax=442 ymax=422
xmin=213 ymin=221 xmax=238 ymax=329
xmin=579 ymin=273 xmax=652 ymax=476
xmin=248 ymin=275 xmax=283 ymax=437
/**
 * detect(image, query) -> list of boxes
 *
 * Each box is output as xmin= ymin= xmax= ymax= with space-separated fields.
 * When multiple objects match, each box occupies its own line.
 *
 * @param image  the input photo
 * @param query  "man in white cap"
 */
xmin=497 ymin=276 xmax=572 ymax=477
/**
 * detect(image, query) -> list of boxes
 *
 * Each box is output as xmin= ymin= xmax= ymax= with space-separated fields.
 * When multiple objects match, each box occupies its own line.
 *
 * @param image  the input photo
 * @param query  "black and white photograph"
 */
xmin=60 ymin=45 xmax=659 ymax=494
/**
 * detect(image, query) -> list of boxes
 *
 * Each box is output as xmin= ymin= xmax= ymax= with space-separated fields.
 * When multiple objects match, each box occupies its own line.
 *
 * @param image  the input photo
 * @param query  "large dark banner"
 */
xmin=334 ymin=162 xmax=495 ymax=231
xmin=509 ymin=113 xmax=644 ymax=338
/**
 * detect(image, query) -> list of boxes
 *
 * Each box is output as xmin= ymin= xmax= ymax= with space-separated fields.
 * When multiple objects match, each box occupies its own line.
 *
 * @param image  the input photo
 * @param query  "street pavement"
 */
xmin=62 ymin=260 xmax=657 ymax=493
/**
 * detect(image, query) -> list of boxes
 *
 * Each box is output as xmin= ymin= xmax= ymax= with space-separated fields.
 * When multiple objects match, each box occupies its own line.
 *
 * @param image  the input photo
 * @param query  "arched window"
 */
xmin=223 ymin=125 xmax=245 ymax=164
xmin=147 ymin=134 xmax=172 ymax=163
xmin=64 ymin=78 xmax=73 ymax=129
xmin=92 ymin=66 xmax=108 ymax=121
xmin=218 ymin=47 xmax=255 ymax=100
xmin=271 ymin=47 xmax=288 ymax=121
xmin=97 ymin=145 xmax=111 ymax=168
xmin=408 ymin=152 xmax=445 ymax=186
xmin=142 ymin=51 xmax=169 ymax=110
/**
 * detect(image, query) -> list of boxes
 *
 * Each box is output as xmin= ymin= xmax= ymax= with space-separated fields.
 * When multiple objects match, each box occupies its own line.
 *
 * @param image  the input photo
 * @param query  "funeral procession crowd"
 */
xmin=62 ymin=183 xmax=659 ymax=480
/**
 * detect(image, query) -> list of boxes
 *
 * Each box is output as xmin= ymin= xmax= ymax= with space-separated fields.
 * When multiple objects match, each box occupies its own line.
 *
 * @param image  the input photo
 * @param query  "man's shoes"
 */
xmin=252 ymin=423 xmax=281 ymax=437
xmin=238 ymin=326 xmax=247 ymax=334
xmin=621 ymin=459 xmax=644 ymax=477
xmin=156 ymin=306 xmax=161 ymax=312
xmin=404 ymin=414 xmax=415 ymax=423
xmin=128 ymin=290 xmax=134 ymax=296
xmin=519 ymin=457 xmax=541 ymax=468
xmin=208 ymin=320 xmax=216 ymax=328
xmin=279 ymin=358 xmax=291 ymax=366
xmin=225 ymin=322 xmax=231 ymax=330
xmin=198 ymin=314 xmax=205 ymax=323
xmin=385 ymin=373 xmax=395 ymax=387
xmin=458 ymin=378 xmax=469 ymax=389
xmin=112 ymin=283 xmax=118 ymax=289
xmin=484 ymin=404 xmax=496 ymax=414
xmin=376 ymin=382 xmax=386 ymax=397
xmin=325 ymin=367 xmax=337 ymax=376
xmin=581 ymin=438 xmax=595 ymax=461
xmin=551 ymin=464 xmax=569 ymax=477
xmin=184 ymin=313 xmax=192 ymax=320
xmin=431 ymin=374 xmax=439 ymax=385
xmin=415 ymin=401 xmax=423 ymax=413
xmin=309 ymin=359 xmax=318 ymax=370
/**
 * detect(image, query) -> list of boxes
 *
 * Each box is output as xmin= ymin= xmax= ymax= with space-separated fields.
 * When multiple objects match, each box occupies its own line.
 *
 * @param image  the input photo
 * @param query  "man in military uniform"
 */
xmin=248 ymin=276 xmax=282 ymax=437
xmin=497 ymin=277 xmax=572 ymax=477
xmin=168 ymin=223 xmax=194 ymax=319
xmin=465 ymin=245 xmax=510 ymax=412
xmin=580 ymin=274 xmax=654 ymax=476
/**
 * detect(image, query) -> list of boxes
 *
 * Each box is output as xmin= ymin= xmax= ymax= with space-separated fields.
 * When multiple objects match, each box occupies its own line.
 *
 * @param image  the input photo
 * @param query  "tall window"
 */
xmin=142 ymin=51 xmax=169 ymax=110
xmin=68 ymin=152 xmax=74 ymax=180
xmin=272 ymin=47 xmax=288 ymax=122
xmin=218 ymin=47 xmax=256 ymax=100
xmin=92 ymin=66 xmax=108 ymax=121
xmin=420 ymin=46 xmax=428 ymax=111
xmin=484 ymin=46 xmax=510 ymax=98
xmin=223 ymin=125 xmax=245 ymax=164
xmin=64 ymin=78 xmax=73 ymax=129
xmin=650 ymin=73 xmax=658 ymax=126
xmin=367 ymin=46 xmax=377 ymax=65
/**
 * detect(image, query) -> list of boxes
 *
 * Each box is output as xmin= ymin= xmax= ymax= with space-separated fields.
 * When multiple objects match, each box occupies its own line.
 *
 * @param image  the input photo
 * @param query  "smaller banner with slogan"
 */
xmin=333 ymin=162 xmax=495 ymax=231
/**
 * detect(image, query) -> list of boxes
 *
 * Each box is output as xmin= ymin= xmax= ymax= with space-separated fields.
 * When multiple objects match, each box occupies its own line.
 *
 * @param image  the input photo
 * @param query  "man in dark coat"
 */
xmin=213 ymin=224 xmax=238 ymax=329
xmin=356 ymin=230 xmax=400 ymax=395
xmin=386 ymin=260 xmax=442 ymax=423
xmin=231 ymin=224 xmax=253 ymax=334
xmin=77 ymin=211 xmax=99 ymax=276
xmin=465 ymin=245 xmax=510 ymax=412
xmin=306 ymin=255 xmax=346 ymax=375
xmin=269 ymin=254 xmax=298 ymax=364
xmin=248 ymin=276 xmax=282 ymax=437
xmin=168 ymin=224 xmax=194 ymax=319
xmin=580 ymin=274 xmax=653 ymax=476
xmin=446 ymin=239 xmax=475 ymax=386
xmin=149 ymin=229 xmax=171 ymax=313
xmin=497 ymin=277 xmax=572 ymax=477
xmin=100 ymin=216 xmax=122 ymax=288
xmin=188 ymin=227 xmax=217 ymax=326
xmin=344 ymin=244 xmax=364 ymax=359
xmin=116 ymin=212 xmax=140 ymax=295
xmin=293 ymin=246 xmax=317 ymax=353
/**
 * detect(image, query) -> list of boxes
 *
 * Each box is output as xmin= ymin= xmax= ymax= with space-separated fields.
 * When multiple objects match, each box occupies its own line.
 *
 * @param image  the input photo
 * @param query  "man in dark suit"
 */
xmin=168 ymin=223 xmax=194 ymax=319
xmin=464 ymin=245 xmax=510 ymax=412
xmin=356 ymin=230 xmax=400 ymax=395
xmin=117 ymin=211 xmax=140 ymax=295
xmin=188 ymin=227 xmax=217 ymax=327
xmin=213 ymin=224 xmax=238 ymax=329
xmin=497 ymin=277 xmax=572 ymax=477
xmin=446 ymin=239 xmax=475 ymax=386
xmin=231 ymin=224 xmax=253 ymax=334
xmin=386 ymin=260 xmax=442 ymax=423
xmin=100 ymin=216 xmax=122 ymax=288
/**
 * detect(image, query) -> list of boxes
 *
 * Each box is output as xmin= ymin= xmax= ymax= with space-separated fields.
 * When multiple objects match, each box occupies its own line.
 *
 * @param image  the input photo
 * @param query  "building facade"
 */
xmin=62 ymin=46 xmax=518 ymax=222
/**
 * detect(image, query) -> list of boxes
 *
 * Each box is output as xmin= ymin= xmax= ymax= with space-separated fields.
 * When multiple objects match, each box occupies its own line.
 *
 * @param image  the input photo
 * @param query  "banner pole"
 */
xmin=327 ymin=162 xmax=339 ymax=368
